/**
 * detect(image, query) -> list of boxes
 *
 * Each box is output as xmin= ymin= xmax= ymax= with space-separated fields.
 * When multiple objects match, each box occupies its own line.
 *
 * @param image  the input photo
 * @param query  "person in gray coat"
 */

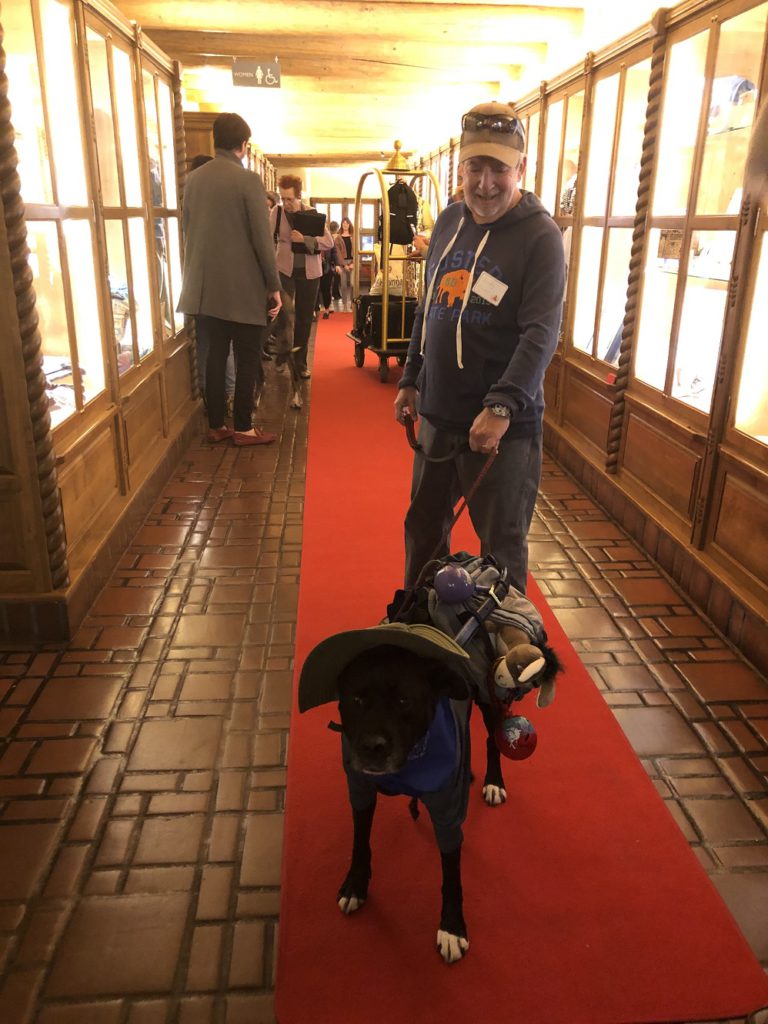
xmin=177 ymin=113 xmax=282 ymax=446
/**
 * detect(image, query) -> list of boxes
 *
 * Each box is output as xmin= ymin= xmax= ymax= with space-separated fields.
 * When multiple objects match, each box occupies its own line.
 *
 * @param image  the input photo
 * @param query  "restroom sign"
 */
xmin=233 ymin=58 xmax=281 ymax=88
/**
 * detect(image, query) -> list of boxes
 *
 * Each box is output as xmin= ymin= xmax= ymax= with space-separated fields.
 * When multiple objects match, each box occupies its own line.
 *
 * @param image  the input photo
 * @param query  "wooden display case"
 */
xmin=0 ymin=0 xmax=199 ymax=640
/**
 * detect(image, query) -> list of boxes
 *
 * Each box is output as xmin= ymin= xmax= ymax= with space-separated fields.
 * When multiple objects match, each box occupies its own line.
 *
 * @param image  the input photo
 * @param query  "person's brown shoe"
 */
xmin=208 ymin=426 xmax=234 ymax=442
xmin=233 ymin=429 xmax=277 ymax=446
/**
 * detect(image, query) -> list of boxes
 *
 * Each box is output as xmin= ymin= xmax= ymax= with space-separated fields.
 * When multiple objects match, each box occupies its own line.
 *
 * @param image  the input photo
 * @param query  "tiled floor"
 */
xmin=1 ymin=331 xmax=767 ymax=1024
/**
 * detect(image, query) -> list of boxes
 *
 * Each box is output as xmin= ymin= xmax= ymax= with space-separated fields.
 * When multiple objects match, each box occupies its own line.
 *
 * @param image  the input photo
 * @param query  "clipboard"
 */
xmin=291 ymin=210 xmax=326 ymax=237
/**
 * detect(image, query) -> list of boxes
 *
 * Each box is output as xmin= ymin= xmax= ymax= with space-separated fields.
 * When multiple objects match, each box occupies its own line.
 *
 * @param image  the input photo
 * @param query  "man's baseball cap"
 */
xmin=458 ymin=102 xmax=526 ymax=166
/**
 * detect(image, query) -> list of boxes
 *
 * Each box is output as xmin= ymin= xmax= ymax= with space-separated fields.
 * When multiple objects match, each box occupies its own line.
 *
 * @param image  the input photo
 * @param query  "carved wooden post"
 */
xmin=605 ymin=9 xmax=669 ymax=474
xmin=171 ymin=58 xmax=200 ymax=399
xmin=0 ymin=14 xmax=69 ymax=588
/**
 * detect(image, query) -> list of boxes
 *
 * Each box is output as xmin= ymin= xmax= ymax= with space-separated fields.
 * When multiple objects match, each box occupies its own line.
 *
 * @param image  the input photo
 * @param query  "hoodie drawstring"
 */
xmin=455 ymin=230 xmax=490 ymax=369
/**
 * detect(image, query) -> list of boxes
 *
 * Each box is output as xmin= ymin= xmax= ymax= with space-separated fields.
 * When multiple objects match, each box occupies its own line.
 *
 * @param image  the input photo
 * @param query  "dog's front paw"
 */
xmin=436 ymin=929 xmax=469 ymax=964
xmin=482 ymin=783 xmax=507 ymax=806
xmin=338 ymin=893 xmax=364 ymax=914
xmin=337 ymin=870 xmax=369 ymax=915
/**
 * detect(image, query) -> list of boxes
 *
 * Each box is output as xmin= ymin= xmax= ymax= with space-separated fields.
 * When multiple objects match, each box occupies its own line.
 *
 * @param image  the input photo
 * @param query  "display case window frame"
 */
xmin=534 ymin=81 xmax=584 ymax=219
xmin=82 ymin=9 xmax=157 ymax=383
xmin=726 ymin=175 xmax=768 ymax=459
xmin=566 ymin=45 xmax=653 ymax=370
xmin=140 ymin=57 xmax=185 ymax=353
xmin=630 ymin=0 xmax=768 ymax=425
xmin=520 ymin=104 xmax=541 ymax=194
xmin=18 ymin=0 xmax=111 ymax=436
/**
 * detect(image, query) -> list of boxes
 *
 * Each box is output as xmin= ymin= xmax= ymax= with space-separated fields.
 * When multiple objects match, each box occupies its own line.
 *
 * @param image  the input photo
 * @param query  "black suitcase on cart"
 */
xmin=351 ymin=295 xmax=417 ymax=382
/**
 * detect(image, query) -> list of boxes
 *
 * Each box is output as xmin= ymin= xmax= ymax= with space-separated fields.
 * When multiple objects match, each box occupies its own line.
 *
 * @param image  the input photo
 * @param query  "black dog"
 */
xmin=298 ymin=590 xmax=561 ymax=965
xmin=334 ymin=644 xmax=474 ymax=963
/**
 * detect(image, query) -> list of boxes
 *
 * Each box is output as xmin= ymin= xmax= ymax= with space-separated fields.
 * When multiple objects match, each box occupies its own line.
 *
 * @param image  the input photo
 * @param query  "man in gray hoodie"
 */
xmin=394 ymin=102 xmax=565 ymax=593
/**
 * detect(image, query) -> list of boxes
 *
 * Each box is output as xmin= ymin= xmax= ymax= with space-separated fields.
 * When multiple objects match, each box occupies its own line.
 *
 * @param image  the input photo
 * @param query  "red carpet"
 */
xmin=275 ymin=314 xmax=768 ymax=1023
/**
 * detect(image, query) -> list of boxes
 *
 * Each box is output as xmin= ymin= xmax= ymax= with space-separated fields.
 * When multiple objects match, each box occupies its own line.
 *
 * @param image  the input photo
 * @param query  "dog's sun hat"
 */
xmin=298 ymin=622 xmax=470 ymax=712
xmin=458 ymin=101 xmax=526 ymax=166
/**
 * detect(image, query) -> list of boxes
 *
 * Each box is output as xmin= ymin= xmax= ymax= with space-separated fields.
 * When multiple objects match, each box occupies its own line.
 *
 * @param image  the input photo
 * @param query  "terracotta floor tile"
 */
xmin=174 ymin=613 xmax=246 ymax=647
xmin=133 ymin=524 xmax=192 ymax=547
xmin=36 ymin=1000 xmax=124 ymax=1022
xmin=26 ymin=738 xmax=97 ymax=775
xmin=27 ymin=678 xmax=122 ymax=721
xmin=240 ymin=814 xmax=283 ymax=887
xmin=612 ymin=707 xmax=706 ymax=756
xmin=45 ymin=894 xmax=189 ymax=996
xmin=611 ymin=577 xmax=682 ymax=606
xmin=550 ymin=606 xmax=622 ymax=639
xmin=133 ymin=815 xmax=206 ymax=864
xmin=0 ymin=823 xmax=59 ymax=899
xmin=676 ymin=661 xmax=768 ymax=703
xmin=91 ymin=588 xmax=164 ymax=617
xmin=129 ymin=719 xmax=223 ymax=771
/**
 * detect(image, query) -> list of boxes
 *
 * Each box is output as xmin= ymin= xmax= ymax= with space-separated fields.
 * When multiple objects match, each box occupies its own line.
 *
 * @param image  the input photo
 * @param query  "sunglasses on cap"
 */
xmin=461 ymin=112 xmax=525 ymax=140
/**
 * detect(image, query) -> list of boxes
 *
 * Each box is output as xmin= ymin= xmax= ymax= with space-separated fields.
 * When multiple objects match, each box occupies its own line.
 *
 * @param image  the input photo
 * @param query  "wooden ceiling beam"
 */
xmin=147 ymin=29 xmax=547 ymax=70
xmin=120 ymin=1 xmax=583 ymax=41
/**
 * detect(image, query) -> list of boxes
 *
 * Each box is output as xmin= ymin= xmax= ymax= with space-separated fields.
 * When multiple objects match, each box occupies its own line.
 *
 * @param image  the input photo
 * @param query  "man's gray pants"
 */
xmin=404 ymin=418 xmax=542 ymax=594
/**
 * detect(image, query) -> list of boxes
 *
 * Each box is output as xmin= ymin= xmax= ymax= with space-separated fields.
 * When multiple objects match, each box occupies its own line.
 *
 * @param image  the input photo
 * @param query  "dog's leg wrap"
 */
xmin=437 ymin=844 xmax=469 ymax=963
xmin=338 ymin=801 xmax=376 ymax=914
xmin=479 ymin=702 xmax=506 ymax=806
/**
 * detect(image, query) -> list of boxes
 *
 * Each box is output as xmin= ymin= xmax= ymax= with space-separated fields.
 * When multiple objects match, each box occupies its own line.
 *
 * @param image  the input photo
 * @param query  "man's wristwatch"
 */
xmin=488 ymin=403 xmax=511 ymax=419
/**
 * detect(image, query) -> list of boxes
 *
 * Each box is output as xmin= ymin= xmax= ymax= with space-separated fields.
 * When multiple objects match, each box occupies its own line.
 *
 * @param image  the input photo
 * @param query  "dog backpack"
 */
xmin=380 ymin=180 xmax=419 ymax=245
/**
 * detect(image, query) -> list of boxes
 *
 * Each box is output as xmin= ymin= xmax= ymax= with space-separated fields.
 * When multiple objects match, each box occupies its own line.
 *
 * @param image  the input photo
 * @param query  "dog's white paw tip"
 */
xmin=482 ymin=784 xmax=507 ymax=806
xmin=436 ymin=930 xmax=469 ymax=964
xmin=338 ymin=895 xmax=364 ymax=914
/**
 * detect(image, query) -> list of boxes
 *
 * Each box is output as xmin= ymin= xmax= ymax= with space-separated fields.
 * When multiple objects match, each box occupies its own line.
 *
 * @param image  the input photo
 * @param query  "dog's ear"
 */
xmin=425 ymin=659 xmax=470 ymax=701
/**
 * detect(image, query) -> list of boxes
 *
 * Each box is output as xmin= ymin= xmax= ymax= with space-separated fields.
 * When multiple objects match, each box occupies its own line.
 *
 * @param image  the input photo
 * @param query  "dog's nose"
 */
xmin=360 ymin=734 xmax=389 ymax=759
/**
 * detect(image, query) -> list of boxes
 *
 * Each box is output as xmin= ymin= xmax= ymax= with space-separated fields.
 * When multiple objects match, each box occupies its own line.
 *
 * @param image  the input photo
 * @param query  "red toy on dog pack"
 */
xmin=495 ymin=713 xmax=538 ymax=760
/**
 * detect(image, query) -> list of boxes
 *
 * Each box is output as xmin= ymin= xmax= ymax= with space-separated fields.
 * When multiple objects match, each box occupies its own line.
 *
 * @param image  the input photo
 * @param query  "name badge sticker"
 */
xmin=472 ymin=271 xmax=508 ymax=306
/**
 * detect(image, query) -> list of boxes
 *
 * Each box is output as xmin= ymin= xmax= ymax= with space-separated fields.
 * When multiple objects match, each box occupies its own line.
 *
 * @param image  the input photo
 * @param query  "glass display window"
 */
xmin=611 ymin=59 xmax=652 ymax=216
xmin=9 ymin=0 xmax=106 ymax=429
xmin=540 ymin=98 xmax=564 ymax=215
xmin=567 ymin=51 xmax=651 ymax=365
xmin=142 ymin=61 xmax=184 ymax=347
xmin=696 ymin=4 xmax=767 ymax=215
xmin=38 ymin=0 xmax=88 ymax=206
xmin=559 ymin=91 xmax=583 ymax=218
xmin=633 ymin=2 xmax=766 ymax=415
xmin=5 ymin=1 xmax=53 ymax=204
xmin=584 ymin=74 xmax=619 ymax=217
xmin=653 ymin=32 xmax=709 ymax=216
xmin=734 ymin=230 xmax=768 ymax=445
xmin=524 ymin=110 xmax=540 ymax=192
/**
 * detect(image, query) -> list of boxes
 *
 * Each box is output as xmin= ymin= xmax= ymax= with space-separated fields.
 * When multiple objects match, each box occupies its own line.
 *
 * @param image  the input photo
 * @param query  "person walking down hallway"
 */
xmin=335 ymin=216 xmax=354 ymax=311
xmin=394 ymin=102 xmax=566 ymax=592
xmin=317 ymin=220 xmax=340 ymax=319
xmin=271 ymin=175 xmax=334 ymax=379
xmin=177 ymin=113 xmax=282 ymax=446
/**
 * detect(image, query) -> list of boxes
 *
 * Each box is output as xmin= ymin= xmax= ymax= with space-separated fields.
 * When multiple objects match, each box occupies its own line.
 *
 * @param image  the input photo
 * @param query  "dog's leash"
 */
xmin=392 ymin=420 xmax=498 ymax=621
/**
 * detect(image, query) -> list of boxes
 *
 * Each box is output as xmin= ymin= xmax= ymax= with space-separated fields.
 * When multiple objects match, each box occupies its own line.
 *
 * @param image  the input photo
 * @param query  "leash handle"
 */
xmin=404 ymin=417 xmax=465 ymax=463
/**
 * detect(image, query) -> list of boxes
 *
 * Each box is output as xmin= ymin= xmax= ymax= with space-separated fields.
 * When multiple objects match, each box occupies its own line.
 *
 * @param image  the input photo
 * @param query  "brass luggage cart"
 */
xmin=349 ymin=144 xmax=442 ymax=382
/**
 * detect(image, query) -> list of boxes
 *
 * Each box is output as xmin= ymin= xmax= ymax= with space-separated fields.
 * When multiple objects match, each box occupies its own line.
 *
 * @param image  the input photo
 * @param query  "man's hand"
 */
xmin=394 ymin=386 xmax=418 ymax=424
xmin=335 ymin=265 xmax=342 ymax=274
xmin=469 ymin=407 xmax=509 ymax=454
xmin=267 ymin=291 xmax=282 ymax=320
xmin=290 ymin=229 xmax=305 ymax=244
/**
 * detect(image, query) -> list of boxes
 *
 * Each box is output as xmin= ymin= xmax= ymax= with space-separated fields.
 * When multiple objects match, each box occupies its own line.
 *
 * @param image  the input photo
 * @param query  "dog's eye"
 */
xmin=351 ymin=695 xmax=364 ymax=706
xmin=398 ymin=696 xmax=410 ymax=707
